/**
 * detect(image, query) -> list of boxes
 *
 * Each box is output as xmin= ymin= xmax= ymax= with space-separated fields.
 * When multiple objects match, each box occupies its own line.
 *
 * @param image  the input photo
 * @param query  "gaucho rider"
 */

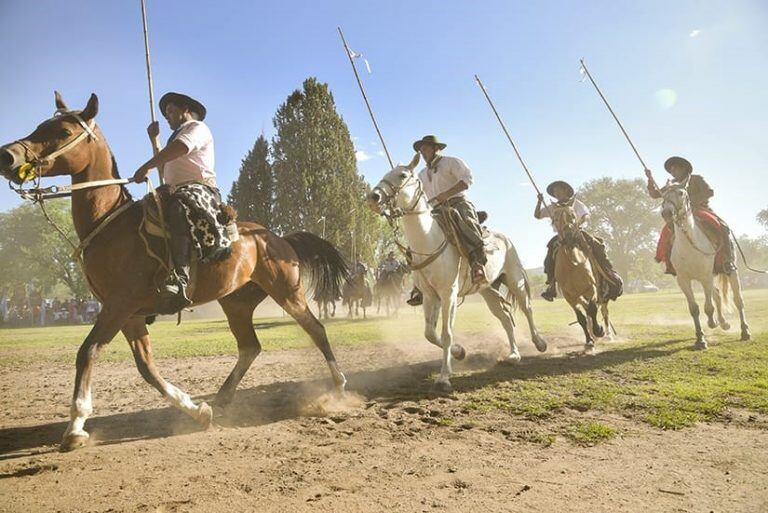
xmin=133 ymin=92 xmax=229 ymax=314
xmin=646 ymin=156 xmax=736 ymax=275
xmin=406 ymin=135 xmax=487 ymax=307
xmin=535 ymin=180 xmax=623 ymax=302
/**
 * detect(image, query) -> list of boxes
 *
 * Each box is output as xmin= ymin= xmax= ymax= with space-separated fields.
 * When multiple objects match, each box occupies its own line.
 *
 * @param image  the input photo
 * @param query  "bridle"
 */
xmin=6 ymin=109 xmax=135 ymax=262
xmin=661 ymin=186 xmax=718 ymax=257
xmin=373 ymin=168 xmax=448 ymax=271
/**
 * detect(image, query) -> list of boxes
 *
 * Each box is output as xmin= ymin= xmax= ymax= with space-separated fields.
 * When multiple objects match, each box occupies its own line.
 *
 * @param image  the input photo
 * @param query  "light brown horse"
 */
xmin=0 ymin=93 xmax=349 ymax=452
xmin=551 ymin=206 xmax=609 ymax=352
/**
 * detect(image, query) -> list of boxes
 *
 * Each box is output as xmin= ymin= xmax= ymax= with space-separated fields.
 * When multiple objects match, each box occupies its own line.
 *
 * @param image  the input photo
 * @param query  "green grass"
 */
xmin=567 ymin=422 xmax=618 ymax=446
xmin=1 ymin=288 xmax=767 ymax=435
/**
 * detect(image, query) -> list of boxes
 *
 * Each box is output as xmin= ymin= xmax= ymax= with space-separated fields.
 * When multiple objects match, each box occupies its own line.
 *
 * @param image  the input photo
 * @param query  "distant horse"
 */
xmin=0 ymin=93 xmax=349 ymax=451
xmin=314 ymin=289 xmax=338 ymax=320
xmin=342 ymin=269 xmax=373 ymax=319
xmin=368 ymin=154 xmax=547 ymax=393
xmin=660 ymin=181 xmax=750 ymax=348
xmin=550 ymin=206 xmax=610 ymax=352
xmin=375 ymin=266 xmax=408 ymax=316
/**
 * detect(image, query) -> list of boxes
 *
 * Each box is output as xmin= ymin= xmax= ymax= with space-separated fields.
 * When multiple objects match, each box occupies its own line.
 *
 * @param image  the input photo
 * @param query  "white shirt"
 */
xmin=164 ymin=120 xmax=217 ymax=188
xmin=540 ymin=198 xmax=590 ymax=232
xmin=417 ymin=155 xmax=474 ymax=203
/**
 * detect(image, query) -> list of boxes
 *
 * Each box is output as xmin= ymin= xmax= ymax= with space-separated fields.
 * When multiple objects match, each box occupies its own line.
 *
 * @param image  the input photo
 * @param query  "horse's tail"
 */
xmin=283 ymin=231 xmax=350 ymax=302
xmin=717 ymin=273 xmax=732 ymax=313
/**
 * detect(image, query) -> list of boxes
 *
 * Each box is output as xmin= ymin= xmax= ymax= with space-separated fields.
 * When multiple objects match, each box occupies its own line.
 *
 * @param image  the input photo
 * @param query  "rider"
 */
xmin=646 ymin=156 xmax=736 ymax=275
xmin=406 ymin=135 xmax=486 ymax=306
xmin=535 ymin=180 xmax=622 ymax=302
xmin=379 ymin=251 xmax=402 ymax=275
xmin=133 ymin=92 xmax=219 ymax=314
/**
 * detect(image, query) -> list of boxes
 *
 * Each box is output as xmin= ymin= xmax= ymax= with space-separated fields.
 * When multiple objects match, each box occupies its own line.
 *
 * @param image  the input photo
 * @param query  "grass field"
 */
xmin=1 ymin=289 xmax=767 ymax=437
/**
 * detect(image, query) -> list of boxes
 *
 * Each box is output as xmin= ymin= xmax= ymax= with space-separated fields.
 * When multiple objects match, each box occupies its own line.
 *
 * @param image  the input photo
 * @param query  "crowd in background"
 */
xmin=0 ymin=289 xmax=100 ymax=328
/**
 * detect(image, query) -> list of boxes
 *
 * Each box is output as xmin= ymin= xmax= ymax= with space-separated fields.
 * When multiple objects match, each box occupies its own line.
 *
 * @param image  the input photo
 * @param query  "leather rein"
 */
xmin=374 ymin=171 xmax=448 ymax=271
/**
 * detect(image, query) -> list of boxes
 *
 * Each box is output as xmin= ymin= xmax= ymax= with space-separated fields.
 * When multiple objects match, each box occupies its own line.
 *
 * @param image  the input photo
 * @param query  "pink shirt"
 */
xmin=164 ymin=120 xmax=217 ymax=188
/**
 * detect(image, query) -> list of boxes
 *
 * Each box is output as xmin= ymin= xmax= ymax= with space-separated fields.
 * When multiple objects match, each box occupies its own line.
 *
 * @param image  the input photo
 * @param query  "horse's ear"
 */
xmin=81 ymin=93 xmax=99 ymax=121
xmin=406 ymin=153 xmax=420 ymax=171
xmin=54 ymin=91 xmax=68 ymax=111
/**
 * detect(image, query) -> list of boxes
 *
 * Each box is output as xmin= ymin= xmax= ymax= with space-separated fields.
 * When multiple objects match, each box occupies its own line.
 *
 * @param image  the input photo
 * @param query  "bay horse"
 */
xmin=0 ymin=93 xmax=349 ymax=452
xmin=367 ymin=155 xmax=548 ymax=393
xmin=660 ymin=181 xmax=750 ymax=348
xmin=550 ymin=206 xmax=610 ymax=352
xmin=314 ymin=289 xmax=338 ymax=320
xmin=342 ymin=268 xmax=372 ymax=319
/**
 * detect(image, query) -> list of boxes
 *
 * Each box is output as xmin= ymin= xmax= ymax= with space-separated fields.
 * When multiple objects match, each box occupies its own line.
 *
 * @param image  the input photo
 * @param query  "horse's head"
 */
xmin=367 ymin=153 xmax=422 ymax=216
xmin=660 ymin=177 xmax=691 ymax=224
xmin=0 ymin=92 xmax=101 ymax=185
xmin=551 ymin=205 xmax=579 ymax=243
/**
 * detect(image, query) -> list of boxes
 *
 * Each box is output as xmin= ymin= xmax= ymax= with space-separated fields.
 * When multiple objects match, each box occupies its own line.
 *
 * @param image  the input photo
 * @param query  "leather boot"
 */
xmin=722 ymin=229 xmax=737 ymax=274
xmin=406 ymin=287 xmax=423 ymax=306
xmin=541 ymin=281 xmax=557 ymax=302
xmin=158 ymin=234 xmax=193 ymax=314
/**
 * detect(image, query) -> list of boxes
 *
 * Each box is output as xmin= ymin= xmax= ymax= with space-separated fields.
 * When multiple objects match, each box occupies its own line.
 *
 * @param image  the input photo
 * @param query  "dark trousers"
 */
xmin=436 ymin=197 xmax=487 ymax=267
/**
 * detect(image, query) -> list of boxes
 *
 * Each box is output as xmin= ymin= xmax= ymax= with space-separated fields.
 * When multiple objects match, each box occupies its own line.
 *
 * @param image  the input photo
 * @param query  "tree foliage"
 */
xmin=758 ymin=207 xmax=768 ymax=233
xmin=228 ymin=135 xmax=274 ymax=227
xmin=0 ymin=200 xmax=89 ymax=298
xmin=578 ymin=177 xmax=663 ymax=282
xmin=270 ymin=77 xmax=384 ymax=263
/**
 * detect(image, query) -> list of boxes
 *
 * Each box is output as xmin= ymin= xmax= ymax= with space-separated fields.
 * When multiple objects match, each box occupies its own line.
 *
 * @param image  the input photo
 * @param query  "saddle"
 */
xmin=140 ymin=189 xmax=238 ymax=240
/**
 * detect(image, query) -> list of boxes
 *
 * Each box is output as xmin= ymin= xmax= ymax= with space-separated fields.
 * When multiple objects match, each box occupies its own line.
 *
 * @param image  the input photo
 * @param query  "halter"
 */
xmin=662 ymin=186 xmax=718 ymax=257
xmin=373 ymin=169 xmax=448 ymax=271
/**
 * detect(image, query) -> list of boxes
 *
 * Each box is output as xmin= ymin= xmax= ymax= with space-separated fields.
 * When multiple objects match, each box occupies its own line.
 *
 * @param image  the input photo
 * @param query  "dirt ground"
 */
xmin=1 ymin=333 xmax=767 ymax=513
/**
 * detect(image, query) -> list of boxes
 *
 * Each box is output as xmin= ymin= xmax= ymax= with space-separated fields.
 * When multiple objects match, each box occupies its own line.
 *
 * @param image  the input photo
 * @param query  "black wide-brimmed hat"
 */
xmin=159 ymin=92 xmax=207 ymax=121
xmin=546 ymin=180 xmax=574 ymax=198
xmin=413 ymin=135 xmax=447 ymax=152
xmin=664 ymin=156 xmax=693 ymax=176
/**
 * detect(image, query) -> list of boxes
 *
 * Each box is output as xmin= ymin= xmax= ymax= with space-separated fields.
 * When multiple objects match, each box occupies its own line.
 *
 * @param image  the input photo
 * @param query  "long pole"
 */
xmin=140 ymin=0 xmax=164 ymax=185
xmin=474 ymin=75 xmax=545 ymax=197
xmin=579 ymin=59 xmax=649 ymax=172
xmin=338 ymin=27 xmax=394 ymax=168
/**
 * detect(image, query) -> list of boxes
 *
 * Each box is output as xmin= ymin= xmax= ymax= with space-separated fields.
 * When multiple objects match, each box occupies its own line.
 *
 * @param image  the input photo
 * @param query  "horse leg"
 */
xmin=121 ymin=317 xmax=213 ymax=428
xmin=61 ymin=307 xmax=132 ymax=452
xmin=587 ymin=300 xmax=604 ymax=339
xmin=573 ymin=307 xmax=595 ymax=352
xmin=678 ymin=278 xmax=706 ymax=349
xmin=729 ymin=272 xmax=750 ymax=341
xmin=711 ymin=279 xmax=730 ymax=331
xmin=214 ymin=285 xmax=268 ymax=408
xmin=278 ymin=294 xmax=346 ymax=392
xmin=600 ymin=302 xmax=613 ymax=341
xmin=702 ymin=279 xmax=718 ymax=330
xmin=480 ymin=288 xmax=521 ymax=364
xmin=433 ymin=288 xmax=458 ymax=394
xmin=509 ymin=278 xmax=547 ymax=352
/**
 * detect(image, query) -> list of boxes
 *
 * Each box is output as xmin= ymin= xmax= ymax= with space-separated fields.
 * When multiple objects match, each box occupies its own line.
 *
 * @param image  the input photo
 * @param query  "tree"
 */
xmin=758 ymin=207 xmax=768 ymax=233
xmin=270 ymin=77 xmax=384 ymax=263
xmin=578 ymin=177 xmax=663 ymax=283
xmin=228 ymin=135 xmax=274 ymax=227
xmin=0 ymin=200 xmax=89 ymax=299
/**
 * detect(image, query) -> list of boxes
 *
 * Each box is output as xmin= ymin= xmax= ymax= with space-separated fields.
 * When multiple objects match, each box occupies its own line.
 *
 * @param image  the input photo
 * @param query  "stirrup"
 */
xmin=471 ymin=265 xmax=487 ymax=285
xmin=406 ymin=290 xmax=423 ymax=306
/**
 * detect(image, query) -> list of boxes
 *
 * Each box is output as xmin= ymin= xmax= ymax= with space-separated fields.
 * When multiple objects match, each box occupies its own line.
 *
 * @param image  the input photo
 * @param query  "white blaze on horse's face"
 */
xmin=367 ymin=153 xmax=421 ymax=215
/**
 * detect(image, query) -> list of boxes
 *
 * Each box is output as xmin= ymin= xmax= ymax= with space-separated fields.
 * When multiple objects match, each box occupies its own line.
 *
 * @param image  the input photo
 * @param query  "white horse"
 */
xmin=367 ymin=155 xmax=547 ymax=392
xmin=660 ymin=181 xmax=750 ymax=348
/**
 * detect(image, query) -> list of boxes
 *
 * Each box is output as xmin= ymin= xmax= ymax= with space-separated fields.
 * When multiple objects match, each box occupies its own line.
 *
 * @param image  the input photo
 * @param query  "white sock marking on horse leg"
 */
xmin=164 ymin=382 xmax=201 ymax=418
xmin=65 ymin=389 xmax=93 ymax=437
xmin=327 ymin=361 xmax=347 ymax=391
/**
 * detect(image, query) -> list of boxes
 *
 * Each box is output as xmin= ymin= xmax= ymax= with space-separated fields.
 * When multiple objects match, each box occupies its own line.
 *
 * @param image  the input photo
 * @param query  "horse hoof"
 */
xmin=594 ymin=326 xmax=606 ymax=338
xmin=451 ymin=344 xmax=467 ymax=361
xmin=720 ymin=321 xmax=731 ymax=331
xmin=707 ymin=319 xmax=718 ymax=329
xmin=431 ymin=380 xmax=453 ymax=395
xmin=533 ymin=337 xmax=548 ymax=353
xmin=60 ymin=432 xmax=89 ymax=452
xmin=501 ymin=352 xmax=522 ymax=365
xmin=694 ymin=339 xmax=708 ymax=350
xmin=197 ymin=402 xmax=214 ymax=429
xmin=584 ymin=344 xmax=596 ymax=355
xmin=741 ymin=331 xmax=751 ymax=342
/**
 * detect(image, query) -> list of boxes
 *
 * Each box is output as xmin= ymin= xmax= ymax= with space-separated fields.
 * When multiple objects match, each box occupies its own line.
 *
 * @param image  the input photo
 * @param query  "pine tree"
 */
xmin=228 ymin=135 xmax=273 ymax=226
xmin=271 ymin=77 xmax=384 ymax=264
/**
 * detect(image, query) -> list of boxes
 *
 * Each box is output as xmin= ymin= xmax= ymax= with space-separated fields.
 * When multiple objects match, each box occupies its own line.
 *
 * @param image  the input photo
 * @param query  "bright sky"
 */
xmin=1 ymin=1 xmax=766 ymax=266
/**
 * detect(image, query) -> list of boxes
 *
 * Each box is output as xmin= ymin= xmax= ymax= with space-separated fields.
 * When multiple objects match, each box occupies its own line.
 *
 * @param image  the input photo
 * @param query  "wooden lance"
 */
xmin=474 ymin=75 xmax=547 ymax=199
xmin=140 ymin=0 xmax=164 ymax=184
xmin=579 ymin=59 xmax=657 ymax=190
xmin=338 ymin=27 xmax=394 ymax=169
